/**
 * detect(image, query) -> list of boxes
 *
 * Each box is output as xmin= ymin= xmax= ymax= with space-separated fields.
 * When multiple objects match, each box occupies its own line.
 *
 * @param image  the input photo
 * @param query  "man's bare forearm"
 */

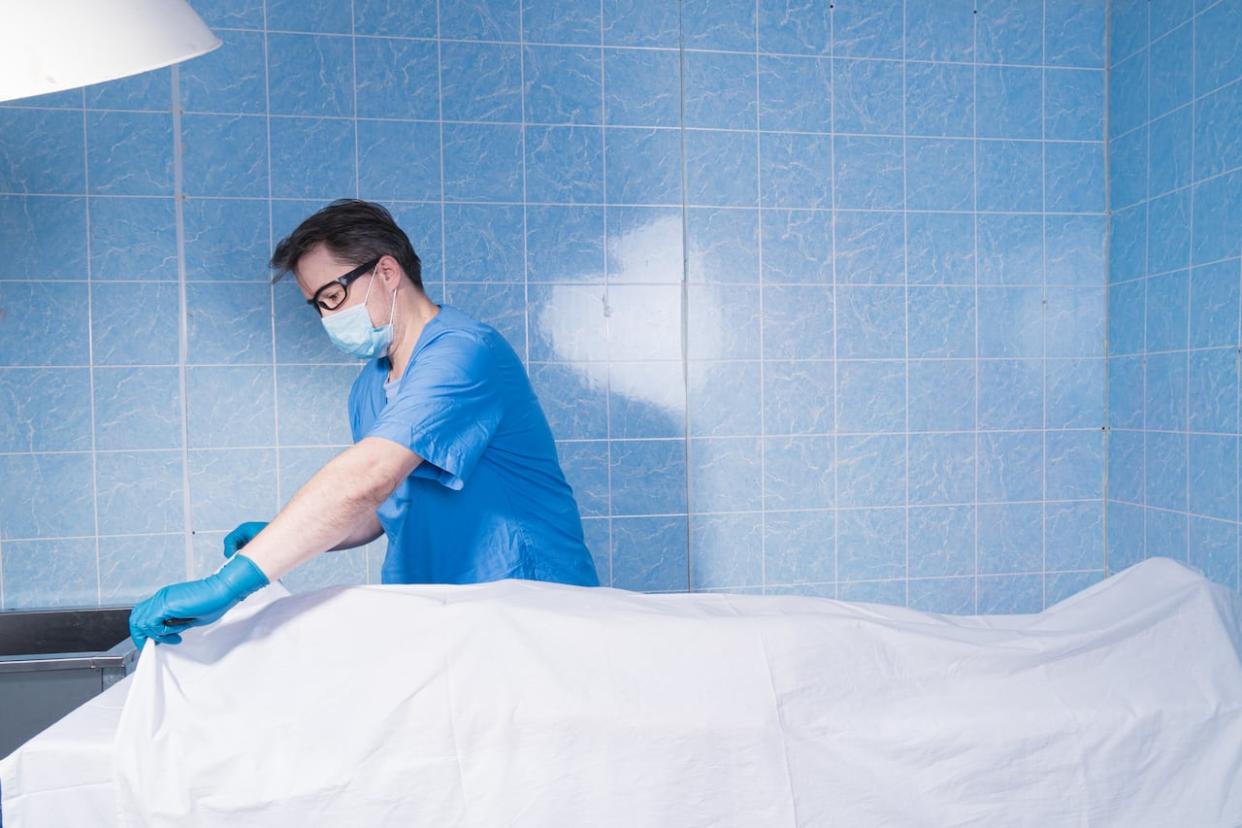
xmin=329 ymin=510 xmax=383 ymax=551
xmin=235 ymin=446 xmax=396 ymax=579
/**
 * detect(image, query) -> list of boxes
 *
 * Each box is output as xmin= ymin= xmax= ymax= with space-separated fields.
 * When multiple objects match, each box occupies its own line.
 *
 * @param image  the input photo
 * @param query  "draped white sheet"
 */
xmin=3 ymin=556 xmax=1240 ymax=827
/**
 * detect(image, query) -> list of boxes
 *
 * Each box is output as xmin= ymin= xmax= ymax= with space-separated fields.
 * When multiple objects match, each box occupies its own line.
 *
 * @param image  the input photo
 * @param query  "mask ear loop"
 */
xmin=360 ymin=265 xmax=377 ymax=307
xmin=382 ymin=272 xmax=400 ymax=361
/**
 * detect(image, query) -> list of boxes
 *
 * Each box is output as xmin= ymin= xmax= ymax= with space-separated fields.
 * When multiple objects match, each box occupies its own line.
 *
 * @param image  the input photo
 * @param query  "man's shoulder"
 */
xmin=419 ymin=307 xmax=514 ymax=366
xmin=429 ymin=306 xmax=501 ymax=343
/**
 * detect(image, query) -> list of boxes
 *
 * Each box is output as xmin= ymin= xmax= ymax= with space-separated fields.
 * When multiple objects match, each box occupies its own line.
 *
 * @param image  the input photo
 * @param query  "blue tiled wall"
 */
xmin=0 ymin=0 xmax=1113 ymax=612
xmin=1106 ymin=0 xmax=1242 ymax=593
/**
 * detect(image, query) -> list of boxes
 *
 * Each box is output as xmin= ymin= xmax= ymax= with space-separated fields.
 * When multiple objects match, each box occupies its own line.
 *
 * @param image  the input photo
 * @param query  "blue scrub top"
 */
xmin=348 ymin=305 xmax=599 ymax=588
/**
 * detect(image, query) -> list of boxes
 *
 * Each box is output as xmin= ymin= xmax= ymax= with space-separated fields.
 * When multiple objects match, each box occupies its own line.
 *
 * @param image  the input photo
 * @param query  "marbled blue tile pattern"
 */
xmin=1107 ymin=0 xmax=1242 ymax=594
xmin=0 ymin=0 xmax=1127 ymax=612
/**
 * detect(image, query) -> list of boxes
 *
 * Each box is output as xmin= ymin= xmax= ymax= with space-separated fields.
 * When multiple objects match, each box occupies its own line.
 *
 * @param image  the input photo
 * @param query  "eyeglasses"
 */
xmin=307 ymin=257 xmax=381 ymax=316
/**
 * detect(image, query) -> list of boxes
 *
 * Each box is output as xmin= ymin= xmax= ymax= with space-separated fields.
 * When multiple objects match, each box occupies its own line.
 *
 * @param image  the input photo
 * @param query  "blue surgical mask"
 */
xmin=321 ymin=273 xmax=396 ymax=360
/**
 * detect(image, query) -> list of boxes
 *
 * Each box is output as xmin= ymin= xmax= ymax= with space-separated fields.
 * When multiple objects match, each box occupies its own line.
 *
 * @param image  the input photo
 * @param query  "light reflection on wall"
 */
xmin=533 ymin=210 xmax=693 ymax=426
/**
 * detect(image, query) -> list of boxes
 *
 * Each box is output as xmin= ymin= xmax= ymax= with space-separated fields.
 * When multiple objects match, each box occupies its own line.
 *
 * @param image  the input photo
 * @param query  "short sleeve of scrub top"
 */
xmin=365 ymin=331 xmax=504 ymax=491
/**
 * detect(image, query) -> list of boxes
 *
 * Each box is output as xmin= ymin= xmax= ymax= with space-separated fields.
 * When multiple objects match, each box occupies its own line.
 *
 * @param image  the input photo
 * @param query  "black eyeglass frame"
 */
xmin=307 ymin=257 xmax=382 ymax=316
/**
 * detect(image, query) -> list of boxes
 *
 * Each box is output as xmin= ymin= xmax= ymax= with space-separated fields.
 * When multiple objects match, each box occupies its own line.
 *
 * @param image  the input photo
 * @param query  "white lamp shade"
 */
xmin=0 ymin=0 xmax=221 ymax=103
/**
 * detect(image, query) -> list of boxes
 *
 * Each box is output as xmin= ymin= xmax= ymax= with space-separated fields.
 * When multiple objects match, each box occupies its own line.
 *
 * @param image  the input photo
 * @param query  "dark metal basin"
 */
xmin=0 ymin=606 xmax=132 ymax=659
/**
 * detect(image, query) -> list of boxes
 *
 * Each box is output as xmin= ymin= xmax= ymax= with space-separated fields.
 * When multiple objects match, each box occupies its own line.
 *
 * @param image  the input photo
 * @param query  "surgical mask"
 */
xmin=321 ymin=273 xmax=396 ymax=360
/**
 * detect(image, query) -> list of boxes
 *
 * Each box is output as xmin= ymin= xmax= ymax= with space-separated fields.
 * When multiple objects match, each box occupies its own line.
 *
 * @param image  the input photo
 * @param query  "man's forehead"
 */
xmin=293 ymin=244 xmax=349 ymax=295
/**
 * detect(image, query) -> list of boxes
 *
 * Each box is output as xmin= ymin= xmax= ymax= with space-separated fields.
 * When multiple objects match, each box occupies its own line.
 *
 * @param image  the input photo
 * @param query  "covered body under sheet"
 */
xmin=2 ymin=556 xmax=1240 ymax=826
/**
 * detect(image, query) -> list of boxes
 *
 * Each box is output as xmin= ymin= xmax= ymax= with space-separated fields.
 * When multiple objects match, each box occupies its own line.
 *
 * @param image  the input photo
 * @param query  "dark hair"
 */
xmin=269 ymin=199 xmax=423 ymax=290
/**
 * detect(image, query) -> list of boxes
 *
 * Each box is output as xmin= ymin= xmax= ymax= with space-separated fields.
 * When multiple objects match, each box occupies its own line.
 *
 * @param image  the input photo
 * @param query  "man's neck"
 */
xmin=386 ymin=289 xmax=440 ymax=382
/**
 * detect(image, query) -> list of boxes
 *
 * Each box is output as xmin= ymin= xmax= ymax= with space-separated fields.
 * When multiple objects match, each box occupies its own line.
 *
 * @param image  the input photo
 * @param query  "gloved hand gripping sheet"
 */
xmin=3 ymin=556 xmax=1241 ymax=826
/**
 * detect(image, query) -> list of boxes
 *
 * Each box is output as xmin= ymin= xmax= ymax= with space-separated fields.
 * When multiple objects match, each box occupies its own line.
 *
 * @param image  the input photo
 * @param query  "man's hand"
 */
xmin=128 ymin=554 xmax=270 ymax=650
xmin=224 ymin=521 xmax=269 ymax=558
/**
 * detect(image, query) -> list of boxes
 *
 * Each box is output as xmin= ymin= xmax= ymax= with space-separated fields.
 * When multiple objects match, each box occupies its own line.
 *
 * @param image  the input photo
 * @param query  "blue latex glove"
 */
xmin=224 ymin=520 xmax=269 ymax=558
xmin=128 ymin=554 xmax=270 ymax=650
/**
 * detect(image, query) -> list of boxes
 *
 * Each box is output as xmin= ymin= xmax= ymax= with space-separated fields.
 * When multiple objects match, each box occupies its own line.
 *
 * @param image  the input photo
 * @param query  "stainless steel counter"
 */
xmin=0 ymin=607 xmax=137 ymax=758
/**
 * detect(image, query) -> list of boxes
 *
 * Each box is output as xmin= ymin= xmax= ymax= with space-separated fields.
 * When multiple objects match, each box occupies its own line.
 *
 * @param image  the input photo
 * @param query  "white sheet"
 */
xmin=0 ymin=674 xmax=130 ymax=826
xmin=3 ymin=557 xmax=1240 ymax=827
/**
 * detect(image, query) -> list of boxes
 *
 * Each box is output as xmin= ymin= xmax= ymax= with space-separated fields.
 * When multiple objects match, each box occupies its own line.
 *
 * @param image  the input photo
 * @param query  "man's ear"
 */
xmin=379 ymin=255 xmax=402 ymax=290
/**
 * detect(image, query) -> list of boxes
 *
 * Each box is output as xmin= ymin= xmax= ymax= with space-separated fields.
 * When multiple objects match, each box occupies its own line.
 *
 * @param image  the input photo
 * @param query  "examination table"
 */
xmin=1 ymin=556 xmax=1239 ymax=826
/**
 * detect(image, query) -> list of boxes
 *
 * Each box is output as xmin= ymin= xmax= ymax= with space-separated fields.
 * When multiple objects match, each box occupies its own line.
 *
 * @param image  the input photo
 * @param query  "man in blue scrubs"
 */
xmin=129 ymin=200 xmax=598 ymax=649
